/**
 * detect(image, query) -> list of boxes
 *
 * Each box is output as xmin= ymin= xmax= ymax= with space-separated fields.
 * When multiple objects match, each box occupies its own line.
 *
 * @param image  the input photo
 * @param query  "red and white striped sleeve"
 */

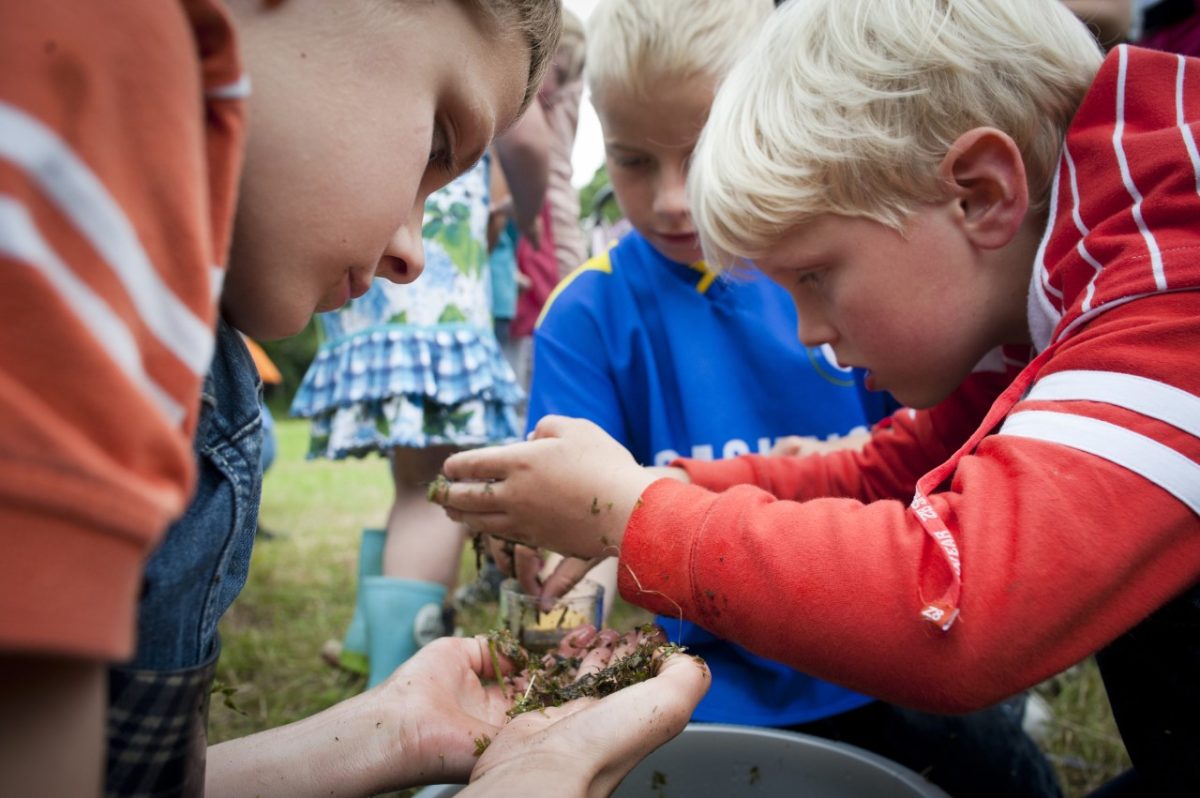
xmin=0 ymin=0 xmax=245 ymax=661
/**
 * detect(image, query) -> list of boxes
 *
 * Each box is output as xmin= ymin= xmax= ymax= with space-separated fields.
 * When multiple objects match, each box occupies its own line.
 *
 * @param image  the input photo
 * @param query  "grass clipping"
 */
xmin=486 ymin=626 xmax=686 ymax=719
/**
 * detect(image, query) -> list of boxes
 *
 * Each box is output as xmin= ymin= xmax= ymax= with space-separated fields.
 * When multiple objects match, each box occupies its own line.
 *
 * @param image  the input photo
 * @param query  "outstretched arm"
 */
xmin=206 ymin=637 xmax=514 ymax=796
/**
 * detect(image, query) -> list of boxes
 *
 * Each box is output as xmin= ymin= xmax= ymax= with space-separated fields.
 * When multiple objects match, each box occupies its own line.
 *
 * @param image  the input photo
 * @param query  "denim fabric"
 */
xmin=128 ymin=319 xmax=264 ymax=670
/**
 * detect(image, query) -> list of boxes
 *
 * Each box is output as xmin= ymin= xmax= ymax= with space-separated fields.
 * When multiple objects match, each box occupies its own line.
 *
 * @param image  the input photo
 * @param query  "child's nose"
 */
xmin=654 ymin=169 xmax=689 ymax=220
xmin=796 ymin=309 xmax=837 ymax=348
xmin=376 ymin=214 xmax=425 ymax=285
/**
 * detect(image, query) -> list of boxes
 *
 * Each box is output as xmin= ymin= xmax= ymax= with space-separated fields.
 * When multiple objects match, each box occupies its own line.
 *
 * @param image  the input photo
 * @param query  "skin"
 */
xmin=435 ymin=127 xmax=1046 ymax=560
xmin=1 ymin=2 xmax=532 ymax=796
xmin=208 ymin=629 xmax=710 ymax=797
xmin=595 ymin=75 xmax=717 ymax=266
xmin=466 ymin=639 xmax=711 ymax=798
xmin=485 ymin=73 xmax=719 ymax=600
xmin=222 ymin=0 xmax=527 ymax=340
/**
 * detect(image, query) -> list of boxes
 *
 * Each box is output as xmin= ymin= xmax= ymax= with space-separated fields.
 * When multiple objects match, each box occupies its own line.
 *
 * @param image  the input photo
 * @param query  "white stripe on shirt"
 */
xmin=1175 ymin=55 xmax=1200 ymax=197
xmin=0 ymin=101 xmax=214 ymax=377
xmin=1113 ymin=45 xmax=1168 ymax=291
xmin=0 ymin=196 xmax=186 ymax=424
xmin=1026 ymin=370 xmax=1200 ymax=438
xmin=999 ymin=410 xmax=1200 ymax=516
xmin=207 ymin=74 xmax=251 ymax=100
xmin=1063 ymin=146 xmax=1104 ymax=312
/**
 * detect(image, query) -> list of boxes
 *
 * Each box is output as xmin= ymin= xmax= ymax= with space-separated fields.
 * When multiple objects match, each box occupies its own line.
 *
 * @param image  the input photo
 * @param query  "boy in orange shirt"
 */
xmin=0 ymin=1 xmax=709 ymax=795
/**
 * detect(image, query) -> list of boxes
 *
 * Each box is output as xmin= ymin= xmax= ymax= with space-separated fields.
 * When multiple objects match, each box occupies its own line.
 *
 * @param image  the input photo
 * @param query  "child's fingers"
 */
xmin=442 ymin=446 xmax=520 ymax=482
xmin=558 ymin=625 xmax=600 ymax=657
xmin=513 ymin=545 xmax=543 ymax=594
xmin=529 ymin=414 xmax=578 ymax=440
xmin=573 ymin=629 xmax=621 ymax=679
xmin=536 ymin=556 xmax=596 ymax=607
xmin=444 ymin=509 xmax=519 ymax=539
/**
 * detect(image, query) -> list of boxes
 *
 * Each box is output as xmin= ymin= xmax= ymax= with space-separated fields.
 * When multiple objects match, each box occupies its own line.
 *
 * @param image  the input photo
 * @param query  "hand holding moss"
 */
xmin=464 ymin=627 xmax=710 ymax=797
xmin=433 ymin=416 xmax=660 ymax=559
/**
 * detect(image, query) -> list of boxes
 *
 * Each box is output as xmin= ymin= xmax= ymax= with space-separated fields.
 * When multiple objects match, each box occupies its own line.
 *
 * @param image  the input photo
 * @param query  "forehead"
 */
xmin=455 ymin=9 xmax=529 ymax=141
xmin=596 ymin=74 xmax=716 ymax=149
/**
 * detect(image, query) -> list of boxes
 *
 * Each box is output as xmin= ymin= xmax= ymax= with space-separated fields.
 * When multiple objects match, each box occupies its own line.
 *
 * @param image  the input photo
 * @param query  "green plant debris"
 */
xmin=590 ymin=497 xmax=601 ymax=515
xmin=485 ymin=629 xmax=686 ymax=719
xmin=651 ymin=770 xmax=668 ymax=795
xmin=210 ymin=679 xmax=247 ymax=717
xmin=426 ymin=473 xmax=451 ymax=503
xmin=470 ymin=532 xmax=485 ymax=573
xmin=749 ymin=765 xmax=761 ymax=785
xmin=473 ymin=734 xmax=491 ymax=756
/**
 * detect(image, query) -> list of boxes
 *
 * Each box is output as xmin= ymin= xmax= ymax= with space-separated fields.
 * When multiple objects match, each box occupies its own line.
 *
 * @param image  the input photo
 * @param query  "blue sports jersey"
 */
xmin=529 ymin=230 xmax=896 ymax=725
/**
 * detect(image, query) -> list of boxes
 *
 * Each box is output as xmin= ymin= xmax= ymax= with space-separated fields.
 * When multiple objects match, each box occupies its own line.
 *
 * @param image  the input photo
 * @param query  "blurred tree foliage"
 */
xmin=578 ymin=163 xmax=622 ymax=224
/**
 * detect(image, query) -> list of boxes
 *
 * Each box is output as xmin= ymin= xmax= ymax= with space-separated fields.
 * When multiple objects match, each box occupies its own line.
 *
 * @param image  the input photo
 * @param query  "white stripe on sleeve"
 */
xmin=0 ymin=101 xmax=214 ymax=376
xmin=0 ymin=196 xmax=186 ymax=424
xmin=999 ymin=410 xmax=1200 ymax=516
xmin=1025 ymin=370 xmax=1200 ymax=439
xmin=1112 ymin=46 xmax=1167 ymax=291
xmin=207 ymin=74 xmax=251 ymax=100
xmin=1175 ymin=55 xmax=1200 ymax=198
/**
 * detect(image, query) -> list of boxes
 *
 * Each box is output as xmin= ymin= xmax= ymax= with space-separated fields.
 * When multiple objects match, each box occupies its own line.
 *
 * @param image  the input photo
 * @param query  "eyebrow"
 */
xmin=456 ymin=89 xmax=497 ymax=178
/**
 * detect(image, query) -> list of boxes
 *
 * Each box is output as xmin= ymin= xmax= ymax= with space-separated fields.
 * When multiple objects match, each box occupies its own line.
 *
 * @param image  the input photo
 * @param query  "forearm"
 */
xmin=621 ymin=440 xmax=1200 ymax=712
xmin=678 ymin=363 xmax=1012 ymax=502
xmin=0 ymin=655 xmax=105 ymax=797
xmin=206 ymin=690 xmax=405 ymax=798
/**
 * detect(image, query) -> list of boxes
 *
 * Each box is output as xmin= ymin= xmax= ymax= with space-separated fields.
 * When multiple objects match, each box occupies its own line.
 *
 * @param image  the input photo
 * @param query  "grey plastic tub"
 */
xmin=414 ymin=722 xmax=951 ymax=797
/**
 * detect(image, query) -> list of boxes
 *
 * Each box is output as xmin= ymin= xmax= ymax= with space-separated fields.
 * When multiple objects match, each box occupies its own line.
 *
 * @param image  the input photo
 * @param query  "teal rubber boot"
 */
xmin=363 ymin=576 xmax=447 ymax=688
xmin=337 ymin=528 xmax=385 ymax=676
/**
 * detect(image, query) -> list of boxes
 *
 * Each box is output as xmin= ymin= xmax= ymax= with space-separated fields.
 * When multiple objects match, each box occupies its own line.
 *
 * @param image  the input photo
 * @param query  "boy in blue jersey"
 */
xmin=511 ymin=1 xmax=1060 ymax=795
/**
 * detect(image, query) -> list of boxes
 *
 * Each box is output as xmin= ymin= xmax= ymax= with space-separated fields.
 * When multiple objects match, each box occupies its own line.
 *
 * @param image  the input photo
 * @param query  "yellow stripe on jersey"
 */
xmin=535 ymin=251 xmax=614 ymax=330
xmin=687 ymin=260 xmax=718 ymax=293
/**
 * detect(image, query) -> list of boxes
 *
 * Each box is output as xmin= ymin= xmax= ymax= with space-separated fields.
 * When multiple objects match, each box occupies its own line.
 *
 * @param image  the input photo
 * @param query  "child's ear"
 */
xmin=938 ymin=127 xmax=1030 ymax=250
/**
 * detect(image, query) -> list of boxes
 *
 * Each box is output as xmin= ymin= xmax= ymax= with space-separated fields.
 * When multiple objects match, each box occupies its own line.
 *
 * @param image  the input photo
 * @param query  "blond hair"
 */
xmin=466 ymin=0 xmax=563 ymax=114
xmin=585 ymin=0 xmax=773 ymax=104
xmin=689 ymin=0 xmax=1104 ymax=268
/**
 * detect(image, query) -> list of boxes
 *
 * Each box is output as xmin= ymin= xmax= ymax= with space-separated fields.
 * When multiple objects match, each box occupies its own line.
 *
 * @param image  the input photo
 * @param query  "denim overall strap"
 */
xmin=130 ymin=318 xmax=264 ymax=669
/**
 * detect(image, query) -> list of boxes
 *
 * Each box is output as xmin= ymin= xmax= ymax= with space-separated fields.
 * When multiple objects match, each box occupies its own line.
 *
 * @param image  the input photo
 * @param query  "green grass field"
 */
xmin=210 ymin=419 xmax=1130 ymax=795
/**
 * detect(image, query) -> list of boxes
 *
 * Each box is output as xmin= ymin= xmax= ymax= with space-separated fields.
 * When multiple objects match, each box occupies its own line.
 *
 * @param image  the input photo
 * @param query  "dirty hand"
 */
xmin=463 ymin=629 xmax=711 ymax=798
xmin=436 ymin=416 xmax=660 ymax=559
xmin=487 ymin=535 xmax=602 ymax=608
xmin=367 ymin=636 xmax=521 ymax=787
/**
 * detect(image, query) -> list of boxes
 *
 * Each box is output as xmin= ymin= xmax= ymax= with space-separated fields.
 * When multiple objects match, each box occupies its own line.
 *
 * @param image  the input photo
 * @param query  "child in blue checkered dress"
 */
xmin=291 ymin=154 xmax=524 ymax=685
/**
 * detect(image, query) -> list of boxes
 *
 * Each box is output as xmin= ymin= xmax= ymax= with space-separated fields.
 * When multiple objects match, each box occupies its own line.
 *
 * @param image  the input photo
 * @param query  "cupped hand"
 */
xmin=463 ymin=630 xmax=711 ymax=798
xmin=435 ymin=416 xmax=659 ymax=559
xmin=368 ymin=636 xmax=519 ymax=786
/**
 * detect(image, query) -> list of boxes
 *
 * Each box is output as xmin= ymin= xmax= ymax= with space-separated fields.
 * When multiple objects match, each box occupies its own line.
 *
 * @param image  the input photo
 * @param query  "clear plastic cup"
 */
xmin=498 ymin=578 xmax=605 ymax=653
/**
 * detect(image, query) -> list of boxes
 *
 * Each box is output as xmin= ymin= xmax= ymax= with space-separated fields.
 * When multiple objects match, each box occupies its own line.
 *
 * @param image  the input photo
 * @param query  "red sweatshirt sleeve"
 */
xmin=0 ymin=1 xmax=243 ymax=660
xmin=619 ymin=294 xmax=1200 ymax=712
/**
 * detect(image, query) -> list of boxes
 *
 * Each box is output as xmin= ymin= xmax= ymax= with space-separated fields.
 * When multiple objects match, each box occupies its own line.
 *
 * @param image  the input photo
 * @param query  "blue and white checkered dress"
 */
xmin=291 ymin=156 xmax=523 ymax=458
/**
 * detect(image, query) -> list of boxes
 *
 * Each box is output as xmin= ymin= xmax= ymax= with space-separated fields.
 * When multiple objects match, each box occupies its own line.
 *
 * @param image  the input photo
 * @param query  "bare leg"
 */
xmin=382 ymin=445 xmax=466 ymax=590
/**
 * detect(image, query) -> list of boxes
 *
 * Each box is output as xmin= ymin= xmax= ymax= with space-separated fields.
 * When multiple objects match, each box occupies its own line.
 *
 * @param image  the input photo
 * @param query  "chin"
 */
xmin=222 ymin=299 xmax=309 ymax=342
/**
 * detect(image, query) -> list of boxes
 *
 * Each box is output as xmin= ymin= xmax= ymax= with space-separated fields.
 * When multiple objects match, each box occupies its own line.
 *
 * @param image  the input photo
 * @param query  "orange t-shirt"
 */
xmin=0 ymin=0 xmax=246 ymax=660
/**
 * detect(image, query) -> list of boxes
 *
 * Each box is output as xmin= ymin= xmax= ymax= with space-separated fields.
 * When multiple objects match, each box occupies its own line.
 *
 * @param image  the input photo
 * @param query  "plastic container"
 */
xmin=414 ymin=722 xmax=951 ymax=797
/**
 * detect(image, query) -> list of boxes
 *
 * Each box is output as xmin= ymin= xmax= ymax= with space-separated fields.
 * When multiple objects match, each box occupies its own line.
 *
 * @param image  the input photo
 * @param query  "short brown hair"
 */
xmin=464 ymin=0 xmax=563 ymax=115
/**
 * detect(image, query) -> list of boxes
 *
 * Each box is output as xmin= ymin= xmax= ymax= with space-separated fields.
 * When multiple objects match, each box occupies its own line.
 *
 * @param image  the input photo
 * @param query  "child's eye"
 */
xmin=795 ymin=270 xmax=822 ymax=287
xmin=613 ymin=155 xmax=650 ymax=170
xmin=428 ymin=124 xmax=456 ymax=175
